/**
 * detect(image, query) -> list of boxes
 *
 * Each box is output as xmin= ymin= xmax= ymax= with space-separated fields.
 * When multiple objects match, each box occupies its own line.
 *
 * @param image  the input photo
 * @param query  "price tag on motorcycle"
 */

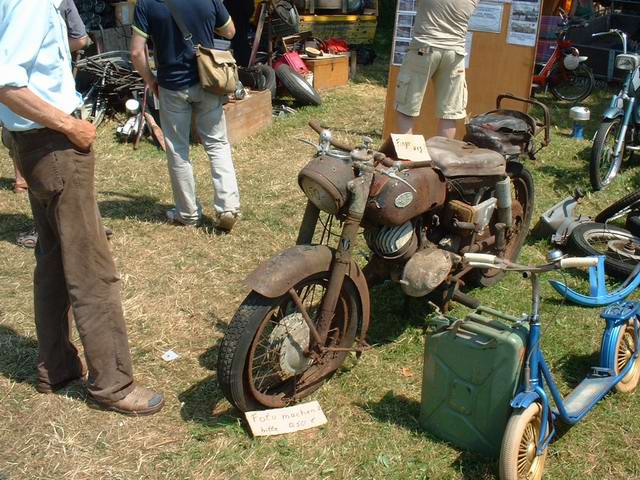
xmin=245 ymin=401 xmax=328 ymax=437
xmin=390 ymin=133 xmax=431 ymax=162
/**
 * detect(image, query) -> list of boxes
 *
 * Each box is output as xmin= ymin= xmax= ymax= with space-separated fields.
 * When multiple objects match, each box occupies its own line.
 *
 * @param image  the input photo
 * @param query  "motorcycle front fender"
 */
xmin=245 ymin=244 xmax=371 ymax=336
xmin=602 ymin=106 xmax=624 ymax=121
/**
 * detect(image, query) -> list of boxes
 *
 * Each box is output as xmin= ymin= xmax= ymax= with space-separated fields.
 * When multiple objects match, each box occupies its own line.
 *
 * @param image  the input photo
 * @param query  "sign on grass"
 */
xmin=245 ymin=401 xmax=328 ymax=437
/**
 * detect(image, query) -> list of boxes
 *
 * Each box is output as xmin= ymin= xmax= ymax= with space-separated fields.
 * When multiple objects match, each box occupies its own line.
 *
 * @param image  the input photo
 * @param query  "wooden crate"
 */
xmin=223 ymin=90 xmax=272 ymax=145
xmin=303 ymin=54 xmax=349 ymax=90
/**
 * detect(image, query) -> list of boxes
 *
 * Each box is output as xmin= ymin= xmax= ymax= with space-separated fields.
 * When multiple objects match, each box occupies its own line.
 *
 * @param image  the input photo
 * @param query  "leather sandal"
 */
xmin=93 ymin=385 xmax=165 ymax=416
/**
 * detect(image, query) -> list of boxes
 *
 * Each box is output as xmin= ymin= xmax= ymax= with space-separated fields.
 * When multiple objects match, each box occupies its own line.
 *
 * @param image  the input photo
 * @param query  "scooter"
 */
xmin=590 ymin=29 xmax=640 ymax=190
xmin=465 ymin=252 xmax=640 ymax=480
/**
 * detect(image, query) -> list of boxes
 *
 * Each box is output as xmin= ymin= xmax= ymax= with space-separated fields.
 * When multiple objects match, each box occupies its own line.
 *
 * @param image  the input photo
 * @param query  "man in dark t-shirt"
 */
xmin=131 ymin=0 xmax=241 ymax=232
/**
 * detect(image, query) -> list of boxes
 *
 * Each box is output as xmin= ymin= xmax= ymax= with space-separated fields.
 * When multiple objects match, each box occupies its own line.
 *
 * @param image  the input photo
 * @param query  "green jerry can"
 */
xmin=419 ymin=306 xmax=528 ymax=458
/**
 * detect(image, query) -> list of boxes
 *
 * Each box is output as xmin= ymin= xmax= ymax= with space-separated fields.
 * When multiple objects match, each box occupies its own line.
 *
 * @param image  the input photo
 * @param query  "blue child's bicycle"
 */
xmin=465 ymin=253 xmax=640 ymax=480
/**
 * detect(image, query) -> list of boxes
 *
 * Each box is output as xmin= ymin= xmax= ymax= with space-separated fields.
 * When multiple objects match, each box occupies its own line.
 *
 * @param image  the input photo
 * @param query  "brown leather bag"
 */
xmin=164 ymin=0 xmax=238 ymax=95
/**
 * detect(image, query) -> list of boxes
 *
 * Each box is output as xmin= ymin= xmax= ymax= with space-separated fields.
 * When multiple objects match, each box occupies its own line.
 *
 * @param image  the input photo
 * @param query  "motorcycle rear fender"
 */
xmin=246 ymin=244 xmax=371 ymax=336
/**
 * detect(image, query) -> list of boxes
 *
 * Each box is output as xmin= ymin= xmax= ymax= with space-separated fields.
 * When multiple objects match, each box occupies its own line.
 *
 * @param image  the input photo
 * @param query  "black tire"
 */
xmin=217 ymin=273 xmax=360 ymax=412
xmin=238 ymin=64 xmax=277 ymax=100
xmin=590 ymin=118 xmax=625 ymax=190
xmin=79 ymin=89 xmax=106 ymax=128
xmin=626 ymin=215 xmax=640 ymax=237
xmin=594 ymin=189 xmax=640 ymax=223
xmin=548 ymin=63 xmax=594 ymax=102
xmin=568 ymin=223 xmax=640 ymax=279
xmin=275 ymin=64 xmax=322 ymax=106
xmin=469 ymin=163 xmax=535 ymax=287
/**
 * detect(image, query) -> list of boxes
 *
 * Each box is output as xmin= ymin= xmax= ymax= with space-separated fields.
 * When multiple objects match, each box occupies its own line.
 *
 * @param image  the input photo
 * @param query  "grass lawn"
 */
xmin=1 ymin=59 xmax=640 ymax=479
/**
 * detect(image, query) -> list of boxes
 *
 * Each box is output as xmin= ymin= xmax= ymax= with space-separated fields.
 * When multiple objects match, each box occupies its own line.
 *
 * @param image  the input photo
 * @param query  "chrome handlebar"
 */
xmin=592 ymin=29 xmax=628 ymax=54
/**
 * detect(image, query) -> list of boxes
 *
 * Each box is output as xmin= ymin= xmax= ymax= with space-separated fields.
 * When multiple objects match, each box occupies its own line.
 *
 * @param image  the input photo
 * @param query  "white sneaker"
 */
xmin=213 ymin=211 xmax=240 ymax=232
xmin=166 ymin=208 xmax=200 ymax=227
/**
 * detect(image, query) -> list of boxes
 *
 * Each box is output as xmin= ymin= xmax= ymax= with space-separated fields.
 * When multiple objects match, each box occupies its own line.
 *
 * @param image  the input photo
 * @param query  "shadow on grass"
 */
xmin=0 ymin=212 xmax=33 ymax=245
xmin=538 ymin=156 xmax=590 ymax=192
xmin=366 ymin=283 xmax=436 ymax=345
xmin=0 ymin=176 xmax=15 ymax=191
xmin=359 ymin=391 xmax=496 ymax=479
xmin=98 ymin=191 xmax=172 ymax=224
xmin=179 ymin=342 xmax=242 ymax=429
xmin=0 ymin=325 xmax=88 ymax=401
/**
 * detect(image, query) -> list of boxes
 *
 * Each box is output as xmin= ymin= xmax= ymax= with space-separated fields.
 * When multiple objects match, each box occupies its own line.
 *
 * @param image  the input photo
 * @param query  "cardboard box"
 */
xmin=114 ymin=2 xmax=134 ymax=26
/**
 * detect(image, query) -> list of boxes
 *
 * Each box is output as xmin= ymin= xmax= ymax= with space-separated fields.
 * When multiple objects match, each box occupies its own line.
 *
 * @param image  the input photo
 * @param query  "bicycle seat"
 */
xmin=426 ymin=137 xmax=506 ymax=177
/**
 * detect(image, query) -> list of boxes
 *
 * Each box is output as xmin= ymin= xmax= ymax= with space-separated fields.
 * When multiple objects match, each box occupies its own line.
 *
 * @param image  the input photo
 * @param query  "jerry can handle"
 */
xmin=450 ymin=319 xmax=498 ymax=349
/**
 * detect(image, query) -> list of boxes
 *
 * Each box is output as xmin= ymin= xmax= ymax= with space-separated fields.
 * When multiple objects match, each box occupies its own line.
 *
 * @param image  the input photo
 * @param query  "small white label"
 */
xmin=245 ymin=401 xmax=328 ymax=437
xmin=161 ymin=350 xmax=179 ymax=362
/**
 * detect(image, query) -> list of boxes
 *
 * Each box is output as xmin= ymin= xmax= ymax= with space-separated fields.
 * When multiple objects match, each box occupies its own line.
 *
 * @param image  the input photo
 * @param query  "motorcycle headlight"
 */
xmin=616 ymin=54 xmax=640 ymax=72
xmin=298 ymin=155 xmax=354 ymax=214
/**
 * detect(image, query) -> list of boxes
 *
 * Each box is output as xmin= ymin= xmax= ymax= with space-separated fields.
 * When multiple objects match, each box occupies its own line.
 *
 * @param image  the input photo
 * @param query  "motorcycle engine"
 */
xmin=364 ymin=221 xmax=418 ymax=260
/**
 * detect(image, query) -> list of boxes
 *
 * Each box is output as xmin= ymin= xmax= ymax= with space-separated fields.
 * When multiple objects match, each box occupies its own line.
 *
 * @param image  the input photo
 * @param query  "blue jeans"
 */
xmin=159 ymin=84 xmax=240 ymax=223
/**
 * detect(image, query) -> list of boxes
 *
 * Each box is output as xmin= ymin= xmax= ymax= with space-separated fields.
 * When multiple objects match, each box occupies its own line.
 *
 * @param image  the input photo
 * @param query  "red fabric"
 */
xmin=321 ymin=38 xmax=350 ymax=54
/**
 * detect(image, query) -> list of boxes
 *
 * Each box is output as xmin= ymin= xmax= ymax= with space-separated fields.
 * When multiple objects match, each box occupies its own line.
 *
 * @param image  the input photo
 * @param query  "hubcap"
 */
xmin=608 ymin=239 xmax=640 ymax=260
xmin=268 ymin=313 xmax=312 ymax=377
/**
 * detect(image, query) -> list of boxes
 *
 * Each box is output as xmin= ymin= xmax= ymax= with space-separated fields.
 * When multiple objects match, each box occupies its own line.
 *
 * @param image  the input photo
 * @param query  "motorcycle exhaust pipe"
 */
xmin=495 ymin=178 xmax=512 ymax=228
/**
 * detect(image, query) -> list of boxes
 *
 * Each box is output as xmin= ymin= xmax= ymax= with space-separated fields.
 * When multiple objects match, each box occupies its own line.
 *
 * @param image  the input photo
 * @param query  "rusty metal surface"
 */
xmin=365 ymin=166 xmax=446 ymax=226
xmin=298 ymin=154 xmax=355 ymax=214
xmin=246 ymin=245 xmax=371 ymax=340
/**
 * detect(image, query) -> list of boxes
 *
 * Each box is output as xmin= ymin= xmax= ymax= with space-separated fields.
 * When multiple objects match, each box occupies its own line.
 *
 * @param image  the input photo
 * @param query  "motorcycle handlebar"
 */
xmin=464 ymin=253 xmax=598 ymax=271
xmin=308 ymin=121 xmax=355 ymax=153
xmin=559 ymin=257 xmax=599 ymax=268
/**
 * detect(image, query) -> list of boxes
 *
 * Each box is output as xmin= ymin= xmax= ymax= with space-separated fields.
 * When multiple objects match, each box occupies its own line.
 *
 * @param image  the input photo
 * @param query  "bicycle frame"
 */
xmin=512 ymin=272 xmax=640 ymax=455
xmin=533 ymin=36 xmax=574 ymax=86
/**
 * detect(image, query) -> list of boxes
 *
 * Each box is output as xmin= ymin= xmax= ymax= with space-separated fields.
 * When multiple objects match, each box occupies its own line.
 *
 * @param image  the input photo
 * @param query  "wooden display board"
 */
xmin=382 ymin=2 xmax=543 ymax=140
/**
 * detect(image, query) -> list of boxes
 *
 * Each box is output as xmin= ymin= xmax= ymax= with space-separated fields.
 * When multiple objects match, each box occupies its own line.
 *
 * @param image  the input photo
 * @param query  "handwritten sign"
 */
xmin=390 ymin=133 xmax=431 ymax=162
xmin=245 ymin=401 xmax=328 ymax=437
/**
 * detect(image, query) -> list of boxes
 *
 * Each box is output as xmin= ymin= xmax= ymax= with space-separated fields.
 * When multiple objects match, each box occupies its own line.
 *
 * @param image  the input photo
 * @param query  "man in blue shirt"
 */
xmin=0 ymin=0 xmax=164 ymax=416
xmin=131 ymin=0 xmax=241 ymax=232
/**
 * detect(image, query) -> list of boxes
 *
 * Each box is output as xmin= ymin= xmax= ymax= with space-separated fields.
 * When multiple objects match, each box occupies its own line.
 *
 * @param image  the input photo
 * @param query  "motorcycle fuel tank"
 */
xmin=365 ymin=166 xmax=446 ymax=226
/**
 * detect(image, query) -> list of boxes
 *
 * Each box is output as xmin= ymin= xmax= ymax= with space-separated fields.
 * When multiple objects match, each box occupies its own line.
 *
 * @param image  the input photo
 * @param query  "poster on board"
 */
xmin=469 ymin=2 xmax=504 ymax=33
xmin=507 ymin=0 xmax=541 ymax=47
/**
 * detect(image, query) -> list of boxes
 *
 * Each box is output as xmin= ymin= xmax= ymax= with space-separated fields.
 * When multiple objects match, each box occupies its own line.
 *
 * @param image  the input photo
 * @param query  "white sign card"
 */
xmin=390 ymin=134 xmax=431 ymax=162
xmin=507 ymin=0 xmax=541 ymax=47
xmin=245 ymin=401 xmax=328 ymax=437
xmin=469 ymin=2 xmax=504 ymax=33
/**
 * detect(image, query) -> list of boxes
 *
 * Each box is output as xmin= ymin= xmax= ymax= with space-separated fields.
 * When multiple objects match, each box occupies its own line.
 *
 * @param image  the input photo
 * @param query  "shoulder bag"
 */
xmin=164 ymin=0 xmax=238 ymax=95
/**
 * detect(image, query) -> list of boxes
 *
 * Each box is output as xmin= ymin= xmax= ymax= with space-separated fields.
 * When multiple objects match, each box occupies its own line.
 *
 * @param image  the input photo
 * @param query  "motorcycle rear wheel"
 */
xmin=548 ymin=63 xmax=594 ymax=103
xmin=217 ymin=272 xmax=360 ymax=412
xmin=469 ymin=163 xmax=534 ymax=287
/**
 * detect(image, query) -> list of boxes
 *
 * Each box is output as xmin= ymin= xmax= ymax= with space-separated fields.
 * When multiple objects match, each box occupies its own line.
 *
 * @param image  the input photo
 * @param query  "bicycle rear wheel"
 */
xmin=548 ymin=63 xmax=594 ymax=102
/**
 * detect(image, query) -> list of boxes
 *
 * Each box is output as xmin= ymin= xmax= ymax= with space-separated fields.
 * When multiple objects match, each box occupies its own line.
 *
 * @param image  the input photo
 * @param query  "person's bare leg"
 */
xmin=437 ymin=119 xmax=457 ymax=139
xmin=395 ymin=111 xmax=417 ymax=134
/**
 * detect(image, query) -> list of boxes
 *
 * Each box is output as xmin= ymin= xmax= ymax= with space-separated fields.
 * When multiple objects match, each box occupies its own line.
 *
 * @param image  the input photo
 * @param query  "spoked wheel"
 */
xmin=79 ymin=88 xmax=106 ymax=128
xmin=469 ymin=163 xmax=534 ymax=287
xmin=590 ymin=118 xmax=625 ymax=190
xmin=569 ymin=223 xmax=640 ymax=279
xmin=217 ymin=272 xmax=360 ymax=412
xmin=613 ymin=319 xmax=640 ymax=393
xmin=548 ymin=63 xmax=594 ymax=102
xmin=500 ymin=403 xmax=548 ymax=480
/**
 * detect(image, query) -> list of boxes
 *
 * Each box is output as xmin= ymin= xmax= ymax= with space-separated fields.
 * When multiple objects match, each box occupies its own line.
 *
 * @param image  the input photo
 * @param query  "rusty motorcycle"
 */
xmin=217 ymin=95 xmax=551 ymax=412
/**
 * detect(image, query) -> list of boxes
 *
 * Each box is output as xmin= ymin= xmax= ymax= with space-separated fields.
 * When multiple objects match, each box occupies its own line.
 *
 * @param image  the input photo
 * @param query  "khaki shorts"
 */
xmin=395 ymin=47 xmax=468 ymax=120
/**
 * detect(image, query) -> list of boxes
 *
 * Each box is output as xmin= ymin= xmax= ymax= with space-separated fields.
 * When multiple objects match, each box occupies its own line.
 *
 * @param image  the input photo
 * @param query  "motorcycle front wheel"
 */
xmin=548 ymin=63 xmax=594 ymax=102
xmin=217 ymin=272 xmax=361 ymax=412
xmin=590 ymin=118 xmax=626 ymax=190
xmin=469 ymin=163 xmax=534 ymax=287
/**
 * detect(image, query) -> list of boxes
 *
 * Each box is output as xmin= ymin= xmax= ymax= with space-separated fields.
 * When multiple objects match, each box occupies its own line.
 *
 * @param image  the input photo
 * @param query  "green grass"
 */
xmin=1 ymin=61 xmax=640 ymax=479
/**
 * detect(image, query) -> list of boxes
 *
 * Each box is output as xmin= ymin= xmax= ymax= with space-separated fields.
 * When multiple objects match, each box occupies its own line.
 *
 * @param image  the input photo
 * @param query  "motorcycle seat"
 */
xmin=426 ymin=136 xmax=506 ymax=177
